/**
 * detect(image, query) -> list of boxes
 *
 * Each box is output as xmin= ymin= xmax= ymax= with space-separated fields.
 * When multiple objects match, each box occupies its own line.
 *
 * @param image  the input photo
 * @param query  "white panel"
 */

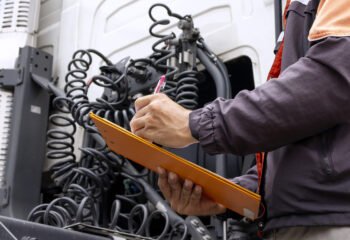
xmin=37 ymin=0 xmax=276 ymax=167
xmin=38 ymin=0 xmax=275 ymax=89
xmin=0 ymin=0 xmax=40 ymax=68
xmin=87 ymin=0 xmax=274 ymax=86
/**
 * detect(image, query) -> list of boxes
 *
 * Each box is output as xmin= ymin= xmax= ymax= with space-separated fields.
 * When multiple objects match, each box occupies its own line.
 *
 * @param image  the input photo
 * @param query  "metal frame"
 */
xmin=274 ymin=0 xmax=283 ymax=41
xmin=0 ymin=46 xmax=52 ymax=219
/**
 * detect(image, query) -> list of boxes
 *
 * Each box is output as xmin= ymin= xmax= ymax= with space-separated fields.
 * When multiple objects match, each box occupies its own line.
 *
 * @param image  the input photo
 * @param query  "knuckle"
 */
xmin=148 ymin=102 xmax=157 ymax=111
xmin=146 ymin=115 xmax=154 ymax=125
xmin=143 ymin=116 xmax=149 ymax=126
xmin=157 ymin=181 xmax=165 ymax=189
xmin=157 ymin=172 xmax=166 ymax=180
xmin=134 ymin=98 xmax=142 ymax=107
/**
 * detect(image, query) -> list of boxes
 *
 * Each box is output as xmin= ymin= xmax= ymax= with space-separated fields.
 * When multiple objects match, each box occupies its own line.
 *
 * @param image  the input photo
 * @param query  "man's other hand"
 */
xmin=130 ymin=93 xmax=198 ymax=148
xmin=157 ymin=167 xmax=226 ymax=216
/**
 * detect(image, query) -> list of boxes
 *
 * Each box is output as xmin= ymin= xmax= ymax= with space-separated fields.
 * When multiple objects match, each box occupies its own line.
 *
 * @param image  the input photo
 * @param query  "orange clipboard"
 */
xmin=90 ymin=112 xmax=261 ymax=220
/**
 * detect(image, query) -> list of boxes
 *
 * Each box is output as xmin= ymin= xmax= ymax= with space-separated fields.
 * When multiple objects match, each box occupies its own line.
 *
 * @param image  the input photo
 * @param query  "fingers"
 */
xmin=134 ymin=94 xmax=165 ymax=112
xmin=134 ymin=95 xmax=153 ymax=112
xmin=134 ymin=93 xmax=169 ymax=111
xmin=215 ymin=204 xmax=227 ymax=214
xmin=156 ymin=168 xmax=225 ymax=216
xmin=178 ymin=179 xmax=193 ymax=210
xmin=133 ymin=128 xmax=154 ymax=142
xmin=157 ymin=167 xmax=171 ymax=200
xmin=132 ymin=103 xmax=149 ymax=120
xmin=168 ymin=172 xmax=182 ymax=209
xmin=188 ymin=185 xmax=202 ymax=207
xmin=157 ymin=169 xmax=191 ymax=213
xmin=206 ymin=203 xmax=227 ymax=216
xmin=130 ymin=115 xmax=147 ymax=133
xmin=131 ymin=94 xmax=161 ymax=133
xmin=130 ymin=104 xmax=150 ymax=133
xmin=187 ymin=186 xmax=226 ymax=216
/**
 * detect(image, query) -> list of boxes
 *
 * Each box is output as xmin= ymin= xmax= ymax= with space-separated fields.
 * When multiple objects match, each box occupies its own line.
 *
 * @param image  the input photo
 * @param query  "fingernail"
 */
xmin=169 ymin=172 xmax=177 ymax=182
xmin=157 ymin=167 xmax=164 ymax=174
xmin=184 ymin=179 xmax=193 ymax=188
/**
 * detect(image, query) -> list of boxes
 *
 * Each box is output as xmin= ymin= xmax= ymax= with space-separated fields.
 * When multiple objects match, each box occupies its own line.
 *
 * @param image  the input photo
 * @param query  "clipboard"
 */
xmin=90 ymin=112 xmax=261 ymax=220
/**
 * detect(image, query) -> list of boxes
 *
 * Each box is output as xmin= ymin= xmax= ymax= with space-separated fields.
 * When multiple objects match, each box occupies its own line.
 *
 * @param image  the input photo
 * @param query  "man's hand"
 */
xmin=157 ymin=167 xmax=226 ymax=216
xmin=130 ymin=93 xmax=198 ymax=148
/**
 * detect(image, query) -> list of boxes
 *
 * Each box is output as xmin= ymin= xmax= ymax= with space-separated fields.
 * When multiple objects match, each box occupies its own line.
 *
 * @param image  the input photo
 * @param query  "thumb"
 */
xmin=215 ymin=204 xmax=227 ymax=214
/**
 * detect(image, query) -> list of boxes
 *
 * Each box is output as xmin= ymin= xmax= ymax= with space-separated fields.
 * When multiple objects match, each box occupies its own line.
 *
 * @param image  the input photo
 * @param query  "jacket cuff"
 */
xmin=189 ymin=109 xmax=201 ymax=140
xmin=189 ymin=105 xmax=219 ymax=154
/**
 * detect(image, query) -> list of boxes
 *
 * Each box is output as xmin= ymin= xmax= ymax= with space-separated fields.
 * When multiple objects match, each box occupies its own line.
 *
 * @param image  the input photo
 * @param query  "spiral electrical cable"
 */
xmin=168 ymin=221 xmax=188 ymax=240
xmin=27 ymin=3 xmax=230 ymax=238
xmin=175 ymin=70 xmax=200 ymax=109
xmin=148 ymin=4 xmax=181 ymax=100
xmin=110 ymin=196 xmax=146 ymax=234
xmin=145 ymin=210 xmax=170 ymax=239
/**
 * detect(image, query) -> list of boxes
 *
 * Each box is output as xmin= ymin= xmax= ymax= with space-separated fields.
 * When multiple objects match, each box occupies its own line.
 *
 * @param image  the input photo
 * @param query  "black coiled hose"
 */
xmin=148 ymin=4 xmax=182 ymax=100
xmin=28 ymin=196 xmax=98 ymax=227
xmin=30 ymin=49 xmax=128 ymax=228
xmin=109 ymin=172 xmax=188 ymax=239
xmin=148 ymin=3 xmax=201 ymax=108
xmin=29 ymin=3 xmax=223 ymax=239
xmin=176 ymin=70 xmax=200 ymax=109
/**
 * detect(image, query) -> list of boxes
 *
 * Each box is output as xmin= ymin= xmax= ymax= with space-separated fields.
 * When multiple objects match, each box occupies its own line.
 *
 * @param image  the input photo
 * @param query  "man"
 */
xmin=130 ymin=0 xmax=350 ymax=238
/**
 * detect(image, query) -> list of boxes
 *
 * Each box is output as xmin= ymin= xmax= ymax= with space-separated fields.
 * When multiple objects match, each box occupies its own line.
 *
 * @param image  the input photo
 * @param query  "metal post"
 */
xmin=274 ymin=0 xmax=283 ymax=42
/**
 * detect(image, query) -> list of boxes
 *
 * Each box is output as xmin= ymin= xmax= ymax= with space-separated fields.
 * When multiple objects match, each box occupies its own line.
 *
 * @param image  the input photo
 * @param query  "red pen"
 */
xmin=153 ymin=75 xmax=166 ymax=94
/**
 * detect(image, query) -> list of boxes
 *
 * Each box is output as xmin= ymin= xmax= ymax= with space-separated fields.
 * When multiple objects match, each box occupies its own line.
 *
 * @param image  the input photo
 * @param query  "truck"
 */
xmin=0 ymin=0 xmax=284 ymax=239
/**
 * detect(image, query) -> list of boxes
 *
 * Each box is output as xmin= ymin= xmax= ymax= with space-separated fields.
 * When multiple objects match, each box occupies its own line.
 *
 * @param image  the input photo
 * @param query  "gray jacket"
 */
xmin=189 ymin=0 xmax=350 ymax=232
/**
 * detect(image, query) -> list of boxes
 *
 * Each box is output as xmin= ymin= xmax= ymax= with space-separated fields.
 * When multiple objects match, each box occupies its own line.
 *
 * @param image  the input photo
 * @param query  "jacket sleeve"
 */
xmin=231 ymin=165 xmax=258 ymax=193
xmin=189 ymin=36 xmax=350 ymax=155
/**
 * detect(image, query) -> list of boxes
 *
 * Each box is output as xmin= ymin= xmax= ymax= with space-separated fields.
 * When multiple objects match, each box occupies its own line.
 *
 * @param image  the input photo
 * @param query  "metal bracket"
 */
xmin=0 ymin=46 xmax=53 ymax=219
xmin=0 ymin=186 xmax=10 ymax=207
xmin=30 ymin=49 xmax=52 ymax=90
xmin=0 ymin=70 xmax=21 ymax=90
xmin=29 ymin=48 xmax=64 ymax=97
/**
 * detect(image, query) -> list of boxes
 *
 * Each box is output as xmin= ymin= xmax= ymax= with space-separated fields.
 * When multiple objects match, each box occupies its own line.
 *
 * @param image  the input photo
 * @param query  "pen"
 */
xmin=153 ymin=75 xmax=166 ymax=94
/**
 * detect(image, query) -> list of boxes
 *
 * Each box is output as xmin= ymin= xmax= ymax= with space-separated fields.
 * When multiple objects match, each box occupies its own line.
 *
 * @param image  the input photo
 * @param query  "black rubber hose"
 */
xmin=91 ymin=142 xmax=186 ymax=227
xmin=198 ymin=39 xmax=232 ymax=98
xmin=197 ymin=47 xmax=231 ymax=177
xmin=216 ymin=58 xmax=232 ymax=98
xmin=197 ymin=48 xmax=227 ymax=98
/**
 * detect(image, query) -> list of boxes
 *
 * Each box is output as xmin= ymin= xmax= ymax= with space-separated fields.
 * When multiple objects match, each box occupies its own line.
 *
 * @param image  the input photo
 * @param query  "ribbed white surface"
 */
xmin=0 ymin=0 xmax=31 ymax=33
xmin=0 ymin=0 xmax=40 ymax=68
xmin=0 ymin=89 xmax=13 ymax=187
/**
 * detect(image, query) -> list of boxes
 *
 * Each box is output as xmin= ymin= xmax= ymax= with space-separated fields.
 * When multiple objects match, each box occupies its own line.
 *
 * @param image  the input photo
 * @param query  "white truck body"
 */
xmin=36 ymin=0 xmax=277 ymax=166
